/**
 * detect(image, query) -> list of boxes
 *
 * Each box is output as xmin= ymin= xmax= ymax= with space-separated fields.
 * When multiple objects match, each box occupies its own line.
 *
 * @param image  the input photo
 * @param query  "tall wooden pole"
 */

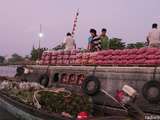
xmin=39 ymin=24 xmax=42 ymax=50
xmin=38 ymin=24 xmax=42 ymax=60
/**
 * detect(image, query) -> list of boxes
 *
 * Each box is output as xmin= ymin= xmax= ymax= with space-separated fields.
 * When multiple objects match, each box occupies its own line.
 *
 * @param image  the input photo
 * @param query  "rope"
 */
xmin=152 ymin=66 xmax=157 ymax=81
xmin=101 ymin=89 xmax=128 ymax=111
xmin=33 ymin=88 xmax=72 ymax=109
xmin=92 ymin=65 xmax=97 ymax=76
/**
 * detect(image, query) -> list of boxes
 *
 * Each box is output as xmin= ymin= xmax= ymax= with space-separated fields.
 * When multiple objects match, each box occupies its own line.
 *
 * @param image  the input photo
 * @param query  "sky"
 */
xmin=0 ymin=0 xmax=160 ymax=57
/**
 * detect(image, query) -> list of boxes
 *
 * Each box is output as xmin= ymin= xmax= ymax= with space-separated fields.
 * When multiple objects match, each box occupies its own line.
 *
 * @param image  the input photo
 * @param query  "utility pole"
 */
xmin=38 ymin=24 xmax=43 ymax=60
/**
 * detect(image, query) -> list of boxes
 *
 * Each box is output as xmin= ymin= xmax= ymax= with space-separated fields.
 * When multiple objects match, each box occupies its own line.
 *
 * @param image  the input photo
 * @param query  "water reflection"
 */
xmin=0 ymin=66 xmax=17 ymax=77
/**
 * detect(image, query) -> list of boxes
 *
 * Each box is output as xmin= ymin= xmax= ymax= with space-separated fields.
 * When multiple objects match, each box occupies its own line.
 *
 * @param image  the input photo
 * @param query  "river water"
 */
xmin=0 ymin=65 xmax=19 ymax=119
xmin=0 ymin=65 xmax=17 ymax=77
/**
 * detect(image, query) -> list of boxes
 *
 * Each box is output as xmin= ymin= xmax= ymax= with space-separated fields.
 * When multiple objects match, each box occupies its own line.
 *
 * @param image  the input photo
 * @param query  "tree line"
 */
xmin=0 ymin=48 xmax=47 ymax=64
xmin=109 ymin=38 xmax=145 ymax=50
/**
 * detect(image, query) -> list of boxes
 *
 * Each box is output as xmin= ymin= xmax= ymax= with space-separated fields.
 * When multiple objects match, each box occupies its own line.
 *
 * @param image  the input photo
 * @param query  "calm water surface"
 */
xmin=0 ymin=65 xmax=17 ymax=77
xmin=0 ymin=65 xmax=19 ymax=119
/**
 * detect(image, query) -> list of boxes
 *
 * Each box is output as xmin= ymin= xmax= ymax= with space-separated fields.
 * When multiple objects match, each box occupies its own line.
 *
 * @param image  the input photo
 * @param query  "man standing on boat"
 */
xmin=100 ymin=28 xmax=109 ymax=50
xmin=147 ymin=23 xmax=160 ymax=48
xmin=88 ymin=29 xmax=101 ymax=52
xmin=63 ymin=32 xmax=76 ymax=50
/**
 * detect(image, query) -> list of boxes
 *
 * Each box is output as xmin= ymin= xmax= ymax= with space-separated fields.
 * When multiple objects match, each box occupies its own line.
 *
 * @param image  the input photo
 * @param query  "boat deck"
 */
xmin=0 ymin=106 xmax=18 ymax=120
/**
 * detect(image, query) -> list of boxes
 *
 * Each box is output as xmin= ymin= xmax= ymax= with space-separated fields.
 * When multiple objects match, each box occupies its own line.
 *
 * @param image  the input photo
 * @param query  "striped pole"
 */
xmin=71 ymin=9 xmax=79 ymax=38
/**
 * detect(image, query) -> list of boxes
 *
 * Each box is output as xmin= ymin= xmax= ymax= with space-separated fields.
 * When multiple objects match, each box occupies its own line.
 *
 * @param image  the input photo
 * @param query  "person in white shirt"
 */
xmin=63 ymin=32 xmax=76 ymax=50
xmin=147 ymin=23 xmax=160 ymax=48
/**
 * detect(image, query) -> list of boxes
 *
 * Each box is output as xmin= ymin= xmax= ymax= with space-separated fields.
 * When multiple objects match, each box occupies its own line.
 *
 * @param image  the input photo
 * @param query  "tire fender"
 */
xmin=15 ymin=66 xmax=25 ymax=76
xmin=52 ymin=73 xmax=59 ymax=83
xmin=38 ymin=74 xmax=49 ymax=87
xmin=82 ymin=75 xmax=101 ymax=96
xmin=142 ymin=80 xmax=160 ymax=104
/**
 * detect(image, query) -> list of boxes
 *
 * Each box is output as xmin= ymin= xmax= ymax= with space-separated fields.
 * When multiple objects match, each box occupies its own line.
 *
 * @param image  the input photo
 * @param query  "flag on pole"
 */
xmin=71 ymin=9 xmax=79 ymax=37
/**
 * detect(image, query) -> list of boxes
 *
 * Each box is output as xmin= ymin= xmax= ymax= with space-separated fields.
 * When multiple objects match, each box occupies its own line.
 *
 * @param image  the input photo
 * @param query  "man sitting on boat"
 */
xmin=147 ymin=23 xmax=160 ymax=48
xmin=63 ymin=32 xmax=76 ymax=50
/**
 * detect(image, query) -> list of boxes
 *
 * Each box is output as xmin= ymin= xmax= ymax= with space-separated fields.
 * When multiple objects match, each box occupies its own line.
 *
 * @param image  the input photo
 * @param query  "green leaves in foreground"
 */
xmin=38 ymin=91 xmax=92 ymax=116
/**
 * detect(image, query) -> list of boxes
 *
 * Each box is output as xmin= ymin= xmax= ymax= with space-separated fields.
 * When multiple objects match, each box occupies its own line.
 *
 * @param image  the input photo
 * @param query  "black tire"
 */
xmin=142 ymin=80 xmax=160 ymax=104
xmin=39 ymin=74 xmax=49 ymax=87
xmin=82 ymin=75 xmax=100 ymax=96
xmin=52 ymin=73 xmax=59 ymax=82
xmin=16 ymin=66 xmax=25 ymax=76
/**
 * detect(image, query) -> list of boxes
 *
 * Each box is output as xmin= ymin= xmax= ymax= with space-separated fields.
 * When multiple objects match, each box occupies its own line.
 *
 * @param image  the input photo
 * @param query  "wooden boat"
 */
xmin=0 ymin=89 xmax=133 ymax=120
xmin=0 ymin=90 xmax=72 ymax=120
xmin=22 ymin=65 xmax=160 ymax=115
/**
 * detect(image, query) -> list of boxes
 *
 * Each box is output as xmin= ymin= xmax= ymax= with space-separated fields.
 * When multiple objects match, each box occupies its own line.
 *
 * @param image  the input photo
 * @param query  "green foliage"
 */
xmin=0 ymin=56 xmax=5 ymax=63
xmin=25 ymin=55 xmax=30 ymax=59
xmin=8 ymin=53 xmax=24 ymax=63
xmin=52 ymin=43 xmax=65 ymax=51
xmin=9 ymin=90 xmax=34 ymax=104
xmin=108 ymin=38 xmax=145 ymax=50
xmin=31 ymin=48 xmax=39 ymax=61
xmin=126 ymin=43 xmax=135 ymax=49
xmin=126 ymin=42 xmax=145 ymax=49
xmin=31 ymin=48 xmax=47 ymax=61
xmin=39 ymin=91 xmax=92 ymax=116
xmin=109 ymin=38 xmax=126 ymax=50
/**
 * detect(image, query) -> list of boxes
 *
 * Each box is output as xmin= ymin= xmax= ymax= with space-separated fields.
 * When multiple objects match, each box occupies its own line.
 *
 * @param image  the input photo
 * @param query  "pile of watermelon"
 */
xmin=40 ymin=51 xmax=52 ymax=65
xmin=40 ymin=48 xmax=160 ymax=66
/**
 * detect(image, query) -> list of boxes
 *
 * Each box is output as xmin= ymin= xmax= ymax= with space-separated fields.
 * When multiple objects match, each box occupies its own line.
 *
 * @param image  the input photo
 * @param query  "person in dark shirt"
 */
xmin=88 ymin=29 xmax=101 ymax=52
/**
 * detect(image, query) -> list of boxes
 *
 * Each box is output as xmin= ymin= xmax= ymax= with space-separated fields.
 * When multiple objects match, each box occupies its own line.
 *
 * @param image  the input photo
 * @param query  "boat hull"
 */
xmin=24 ymin=65 xmax=160 ymax=115
xmin=0 ymin=91 xmax=71 ymax=120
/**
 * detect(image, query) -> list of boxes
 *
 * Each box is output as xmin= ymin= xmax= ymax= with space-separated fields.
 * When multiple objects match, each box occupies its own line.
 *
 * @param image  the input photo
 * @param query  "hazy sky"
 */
xmin=0 ymin=0 xmax=160 ymax=56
